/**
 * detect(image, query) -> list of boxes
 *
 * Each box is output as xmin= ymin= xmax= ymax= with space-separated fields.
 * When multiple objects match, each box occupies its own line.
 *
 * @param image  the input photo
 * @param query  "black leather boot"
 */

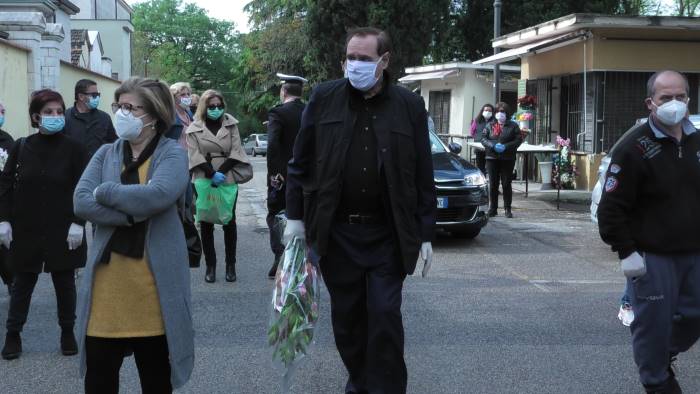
xmin=2 ymin=331 xmax=22 ymax=360
xmin=268 ymin=254 xmax=281 ymax=279
xmin=505 ymin=208 xmax=513 ymax=218
xmin=225 ymin=262 xmax=237 ymax=282
xmin=60 ymin=329 xmax=78 ymax=356
xmin=205 ymin=266 xmax=216 ymax=283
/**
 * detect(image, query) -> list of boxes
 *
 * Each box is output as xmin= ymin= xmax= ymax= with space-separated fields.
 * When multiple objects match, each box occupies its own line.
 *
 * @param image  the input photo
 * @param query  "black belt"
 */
xmin=336 ymin=213 xmax=387 ymax=225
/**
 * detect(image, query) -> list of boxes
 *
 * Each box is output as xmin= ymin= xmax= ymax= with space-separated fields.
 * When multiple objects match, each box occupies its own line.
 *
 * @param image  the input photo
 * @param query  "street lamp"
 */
xmin=493 ymin=0 xmax=502 ymax=104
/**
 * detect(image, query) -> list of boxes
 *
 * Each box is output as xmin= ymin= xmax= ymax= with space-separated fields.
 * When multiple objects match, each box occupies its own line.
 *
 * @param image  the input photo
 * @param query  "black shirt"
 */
xmin=64 ymin=106 xmax=117 ymax=158
xmin=337 ymin=82 xmax=389 ymax=216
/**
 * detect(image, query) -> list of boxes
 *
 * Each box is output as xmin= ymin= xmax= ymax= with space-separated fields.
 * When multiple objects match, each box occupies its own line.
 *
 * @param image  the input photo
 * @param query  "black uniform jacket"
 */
xmin=64 ymin=106 xmax=117 ymax=158
xmin=267 ymin=99 xmax=305 ymax=208
xmin=0 ymin=129 xmax=14 ymax=152
xmin=286 ymin=78 xmax=437 ymax=274
xmin=0 ymin=132 xmax=88 ymax=273
xmin=481 ymin=120 xmax=523 ymax=160
xmin=598 ymin=118 xmax=700 ymax=259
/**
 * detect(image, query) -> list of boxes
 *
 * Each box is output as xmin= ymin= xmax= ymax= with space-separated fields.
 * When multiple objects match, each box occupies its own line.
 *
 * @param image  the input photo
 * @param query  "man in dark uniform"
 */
xmin=266 ymin=73 xmax=307 ymax=278
xmin=64 ymin=79 xmax=117 ymax=158
xmin=285 ymin=27 xmax=436 ymax=394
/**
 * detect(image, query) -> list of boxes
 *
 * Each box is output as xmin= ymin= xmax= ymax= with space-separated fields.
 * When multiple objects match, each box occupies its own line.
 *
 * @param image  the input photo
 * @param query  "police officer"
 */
xmin=598 ymin=70 xmax=700 ymax=394
xmin=266 ymin=73 xmax=307 ymax=278
xmin=64 ymin=79 xmax=117 ymax=158
xmin=284 ymin=27 xmax=436 ymax=394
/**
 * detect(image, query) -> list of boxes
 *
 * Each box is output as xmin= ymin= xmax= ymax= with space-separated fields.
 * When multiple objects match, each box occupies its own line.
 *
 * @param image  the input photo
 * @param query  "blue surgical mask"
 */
xmin=344 ymin=57 xmax=383 ymax=92
xmin=0 ymin=115 xmax=4 ymax=128
xmin=40 ymin=115 xmax=65 ymax=134
xmin=88 ymin=96 xmax=100 ymax=110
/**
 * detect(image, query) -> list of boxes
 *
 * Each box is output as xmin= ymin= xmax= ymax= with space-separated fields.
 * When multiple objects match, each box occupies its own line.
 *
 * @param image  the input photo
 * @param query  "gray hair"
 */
xmin=646 ymin=70 xmax=690 ymax=98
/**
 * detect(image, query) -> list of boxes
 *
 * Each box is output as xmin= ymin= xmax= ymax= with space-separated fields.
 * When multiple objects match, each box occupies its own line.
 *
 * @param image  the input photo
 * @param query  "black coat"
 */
xmin=0 ymin=129 xmax=14 ymax=153
xmin=64 ymin=106 xmax=117 ymax=158
xmin=0 ymin=132 xmax=88 ymax=273
xmin=266 ymin=98 xmax=305 ymax=209
xmin=286 ymin=78 xmax=436 ymax=274
xmin=481 ymin=120 xmax=523 ymax=160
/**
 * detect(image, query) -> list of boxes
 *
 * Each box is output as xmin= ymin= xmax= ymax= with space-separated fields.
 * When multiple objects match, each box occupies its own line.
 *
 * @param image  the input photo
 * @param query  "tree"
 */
xmin=675 ymin=0 xmax=700 ymax=15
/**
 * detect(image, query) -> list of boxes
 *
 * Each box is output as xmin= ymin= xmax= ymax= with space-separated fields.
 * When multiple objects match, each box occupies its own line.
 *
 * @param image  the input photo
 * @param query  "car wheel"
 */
xmin=452 ymin=227 xmax=481 ymax=239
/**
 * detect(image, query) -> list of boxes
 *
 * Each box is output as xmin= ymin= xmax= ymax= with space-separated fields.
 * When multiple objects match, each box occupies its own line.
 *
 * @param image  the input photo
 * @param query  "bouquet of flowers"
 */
xmin=517 ymin=95 xmax=537 ymax=110
xmin=268 ymin=232 xmax=321 ymax=393
xmin=552 ymin=136 xmax=578 ymax=189
xmin=516 ymin=112 xmax=534 ymax=122
xmin=0 ymin=148 xmax=8 ymax=171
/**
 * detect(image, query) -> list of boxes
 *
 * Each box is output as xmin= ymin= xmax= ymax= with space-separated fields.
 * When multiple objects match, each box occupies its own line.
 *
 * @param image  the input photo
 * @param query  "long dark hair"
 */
xmin=475 ymin=103 xmax=495 ymax=124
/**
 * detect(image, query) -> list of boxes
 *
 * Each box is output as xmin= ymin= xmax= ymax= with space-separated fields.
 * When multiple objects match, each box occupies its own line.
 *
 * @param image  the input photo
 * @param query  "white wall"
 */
xmin=71 ymin=0 xmax=94 ymax=19
xmin=420 ymin=75 xmax=466 ymax=136
xmin=53 ymin=10 xmax=72 ymax=63
xmin=72 ymin=19 xmax=131 ymax=80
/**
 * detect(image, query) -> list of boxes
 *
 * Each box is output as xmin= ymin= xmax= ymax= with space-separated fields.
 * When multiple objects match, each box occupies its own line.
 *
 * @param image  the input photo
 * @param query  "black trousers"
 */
xmin=486 ymin=159 xmax=516 ymax=211
xmin=85 ymin=335 xmax=172 ymax=394
xmin=0 ymin=248 xmax=11 ymax=287
xmin=266 ymin=206 xmax=285 ymax=260
xmin=6 ymin=270 xmax=75 ymax=333
xmin=200 ymin=220 xmax=237 ymax=268
xmin=321 ymin=222 xmax=407 ymax=394
xmin=475 ymin=150 xmax=486 ymax=174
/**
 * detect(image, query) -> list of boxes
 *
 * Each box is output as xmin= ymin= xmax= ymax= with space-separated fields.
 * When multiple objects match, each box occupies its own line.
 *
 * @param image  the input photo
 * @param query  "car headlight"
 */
xmin=464 ymin=173 xmax=486 ymax=186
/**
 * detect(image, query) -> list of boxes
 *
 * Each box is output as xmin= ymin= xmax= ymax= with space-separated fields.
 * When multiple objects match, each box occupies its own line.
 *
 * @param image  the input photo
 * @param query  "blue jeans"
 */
xmin=621 ymin=279 xmax=632 ymax=306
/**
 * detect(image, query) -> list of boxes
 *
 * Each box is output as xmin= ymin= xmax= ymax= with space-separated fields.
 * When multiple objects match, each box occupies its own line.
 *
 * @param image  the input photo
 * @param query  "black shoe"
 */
xmin=268 ymin=255 xmax=281 ymax=279
xmin=488 ymin=210 xmax=498 ymax=217
xmin=205 ymin=266 xmax=216 ymax=283
xmin=2 ymin=332 xmax=22 ymax=360
xmin=645 ymin=376 xmax=682 ymax=394
xmin=225 ymin=263 xmax=236 ymax=282
xmin=60 ymin=329 xmax=78 ymax=356
xmin=505 ymin=209 xmax=513 ymax=218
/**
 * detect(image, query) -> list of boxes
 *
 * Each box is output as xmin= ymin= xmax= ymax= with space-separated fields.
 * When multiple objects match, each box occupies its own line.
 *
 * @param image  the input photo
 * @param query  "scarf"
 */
xmin=99 ymin=135 xmax=162 ymax=263
xmin=492 ymin=122 xmax=503 ymax=137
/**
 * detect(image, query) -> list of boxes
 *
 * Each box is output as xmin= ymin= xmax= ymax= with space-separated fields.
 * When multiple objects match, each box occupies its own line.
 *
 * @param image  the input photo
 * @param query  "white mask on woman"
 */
xmin=495 ymin=112 xmax=507 ymax=123
xmin=114 ymin=109 xmax=151 ymax=141
xmin=482 ymin=111 xmax=493 ymax=120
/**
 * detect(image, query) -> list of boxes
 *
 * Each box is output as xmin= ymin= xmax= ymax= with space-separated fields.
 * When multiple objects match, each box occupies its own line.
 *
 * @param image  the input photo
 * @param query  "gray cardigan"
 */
xmin=73 ymin=137 xmax=193 ymax=389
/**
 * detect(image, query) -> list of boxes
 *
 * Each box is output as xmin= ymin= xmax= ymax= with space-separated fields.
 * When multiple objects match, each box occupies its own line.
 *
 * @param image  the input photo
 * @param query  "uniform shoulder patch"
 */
xmin=609 ymin=164 xmax=621 ymax=174
xmin=605 ymin=176 xmax=619 ymax=193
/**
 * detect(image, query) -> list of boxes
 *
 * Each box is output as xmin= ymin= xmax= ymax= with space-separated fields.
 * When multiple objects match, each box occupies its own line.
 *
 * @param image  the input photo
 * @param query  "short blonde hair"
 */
xmin=195 ymin=89 xmax=227 ymax=122
xmin=115 ymin=77 xmax=175 ymax=135
xmin=169 ymin=82 xmax=191 ymax=97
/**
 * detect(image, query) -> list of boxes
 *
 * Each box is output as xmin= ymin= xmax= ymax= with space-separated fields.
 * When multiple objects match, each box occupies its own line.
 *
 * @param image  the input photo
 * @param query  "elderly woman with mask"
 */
xmin=74 ymin=77 xmax=193 ymax=393
xmin=170 ymin=82 xmax=194 ymax=149
xmin=0 ymin=90 xmax=88 ymax=360
xmin=0 ymin=100 xmax=15 ymax=290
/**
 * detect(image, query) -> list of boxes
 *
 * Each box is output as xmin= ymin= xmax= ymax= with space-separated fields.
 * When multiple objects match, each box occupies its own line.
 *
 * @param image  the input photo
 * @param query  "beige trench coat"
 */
xmin=186 ymin=114 xmax=252 ymax=184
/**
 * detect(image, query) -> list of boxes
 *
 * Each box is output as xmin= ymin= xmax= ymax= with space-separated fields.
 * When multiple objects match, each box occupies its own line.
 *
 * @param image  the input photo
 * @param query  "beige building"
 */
xmin=399 ymin=62 xmax=520 ymax=137
xmin=475 ymin=14 xmax=700 ymax=189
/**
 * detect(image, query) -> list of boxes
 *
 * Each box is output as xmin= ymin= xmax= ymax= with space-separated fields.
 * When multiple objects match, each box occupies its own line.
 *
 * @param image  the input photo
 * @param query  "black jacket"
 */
xmin=286 ymin=78 xmax=436 ymax=274
xmin=267 ymin=99 xmax=305 ymax=208
xmin=481 ymin=120 xmax=523 ymax=160
xmin=598 ymin=119 xmax=700 ymax=259
xmin=0 ymin=132 xmax=88 ymax=273
xmin=64 ymin=106 xmax=117 ymax=157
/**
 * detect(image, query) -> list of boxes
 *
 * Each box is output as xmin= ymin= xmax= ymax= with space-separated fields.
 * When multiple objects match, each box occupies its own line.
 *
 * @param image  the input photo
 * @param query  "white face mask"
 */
xmin=495 ymin=112 xmax=507 ymax=123
xmin=114 ymin=109 xmax=150 ymax=141
xmin=482 ymin=111 xmax=493 ymax=120
xmin=344 ymin=57 xmax=383 ymax=92
xmin=180 ymin=96 xmax=192 ymax=107
xmin=652 ymin=99 xmax=688 ymax=126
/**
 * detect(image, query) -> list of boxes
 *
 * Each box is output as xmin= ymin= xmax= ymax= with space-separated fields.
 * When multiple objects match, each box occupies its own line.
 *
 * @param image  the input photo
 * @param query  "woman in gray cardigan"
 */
xmin=73 ymin=77 xmax=193 ymax=393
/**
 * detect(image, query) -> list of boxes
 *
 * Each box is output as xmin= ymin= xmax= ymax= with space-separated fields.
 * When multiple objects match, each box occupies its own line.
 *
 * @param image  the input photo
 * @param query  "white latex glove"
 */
xmin=0 ymin=221 xmax=12 ymax=249
xmin=283 ymin=219 xmax=305 ymax=245
xmin=67 ymin=223 xmax=84 ymax=251
xmin=420 ymin=242 xmax=433 ymax=278
xmin=621 ymin=252 xmax=646 ymax=278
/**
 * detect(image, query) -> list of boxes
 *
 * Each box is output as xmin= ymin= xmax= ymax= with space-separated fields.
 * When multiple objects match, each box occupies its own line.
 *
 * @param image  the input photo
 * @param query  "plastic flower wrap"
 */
xmin=0 ymin=148 xmax=8 ymax=171
xmin=268 ymin=230 xmax=321 ymax=393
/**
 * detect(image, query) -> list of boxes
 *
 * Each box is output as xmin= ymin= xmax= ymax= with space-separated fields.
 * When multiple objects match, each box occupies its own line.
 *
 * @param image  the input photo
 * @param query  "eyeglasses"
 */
xmin=207 ymin=104 xmax=225 ymax=110
xmin=111 ymin=103 xmax=144 ymax=114
xmin=82 ymin=92 xmax=101 ymax=98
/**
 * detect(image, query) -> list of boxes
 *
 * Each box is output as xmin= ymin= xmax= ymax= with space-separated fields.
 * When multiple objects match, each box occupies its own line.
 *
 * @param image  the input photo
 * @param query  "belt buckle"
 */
xmin=348 ymin=214 xmax=362 ymax=225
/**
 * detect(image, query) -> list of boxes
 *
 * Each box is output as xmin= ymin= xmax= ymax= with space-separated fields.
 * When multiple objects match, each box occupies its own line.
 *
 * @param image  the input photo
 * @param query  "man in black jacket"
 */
xmin=64 ymin=79 xmax=117 ymax=158
xmin=598 ymin=70 xmax=700 ymax=394
xmin=285 ymin=27 xmax=436 ymax=394
xmin=266 ymin=73 xmax=306 ymax=278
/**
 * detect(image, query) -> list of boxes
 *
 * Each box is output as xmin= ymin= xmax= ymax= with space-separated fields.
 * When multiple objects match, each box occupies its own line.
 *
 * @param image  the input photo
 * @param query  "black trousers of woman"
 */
xmin=6 ymin=270 xmax=75 ymax=333
xmin=485 ymin=159 xmax=516 ymax=213
xmin=85 ymin=335 xmax=171 ymax=394
xmin=200 ymin=219 xmax=237 ymax=268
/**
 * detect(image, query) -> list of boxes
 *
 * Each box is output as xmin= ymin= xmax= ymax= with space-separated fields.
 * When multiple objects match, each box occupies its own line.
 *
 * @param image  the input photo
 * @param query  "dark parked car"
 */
xmin=431 ymin=132 xmax=489 ymax=238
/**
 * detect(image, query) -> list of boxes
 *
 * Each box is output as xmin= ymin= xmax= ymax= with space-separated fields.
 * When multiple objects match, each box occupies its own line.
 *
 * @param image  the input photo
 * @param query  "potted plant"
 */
xmin=552 ymin=136 xmax=578 ymax=190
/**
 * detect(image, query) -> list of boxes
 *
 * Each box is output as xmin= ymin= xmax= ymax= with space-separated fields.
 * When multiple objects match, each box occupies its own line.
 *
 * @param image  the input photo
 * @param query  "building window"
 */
xmin=526 ymin=78 xmax=552 ymax=146
xmin=429 ymin=90 xmax=451 ymax=136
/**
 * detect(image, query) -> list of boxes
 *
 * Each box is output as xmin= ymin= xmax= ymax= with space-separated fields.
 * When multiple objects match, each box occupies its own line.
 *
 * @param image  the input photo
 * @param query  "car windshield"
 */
xmin=429 ymin=132 xmax=447 ymax=154
xmin=258 ymin=134 xmax=267 ymax=141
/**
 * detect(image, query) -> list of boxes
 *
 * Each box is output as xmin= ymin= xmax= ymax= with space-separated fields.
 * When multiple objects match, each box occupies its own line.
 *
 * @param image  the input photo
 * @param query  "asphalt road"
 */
xmin=1 ymin=156 xmax=699 ymax=393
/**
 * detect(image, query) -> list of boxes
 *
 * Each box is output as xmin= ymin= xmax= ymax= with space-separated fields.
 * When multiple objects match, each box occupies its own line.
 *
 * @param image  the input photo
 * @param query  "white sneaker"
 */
xmin=618 ymin=304 xmax=634 ymax=327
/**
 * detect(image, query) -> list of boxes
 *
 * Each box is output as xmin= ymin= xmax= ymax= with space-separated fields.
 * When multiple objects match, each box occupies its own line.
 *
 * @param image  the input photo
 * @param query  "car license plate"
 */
xmin=437 ymin=197 xmax=448 ymax=209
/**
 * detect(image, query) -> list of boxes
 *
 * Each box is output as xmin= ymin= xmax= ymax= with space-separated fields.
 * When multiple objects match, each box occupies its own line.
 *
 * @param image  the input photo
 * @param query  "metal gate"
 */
xmin=525 ymin=78 xmax=552 ymax=145
xmin=429 ymin=90 xmax=451 ymax=135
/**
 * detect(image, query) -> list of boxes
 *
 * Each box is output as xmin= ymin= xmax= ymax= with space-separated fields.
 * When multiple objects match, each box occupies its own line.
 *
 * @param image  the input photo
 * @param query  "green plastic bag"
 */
xmin=194 ymin=178 xmax=238 ymax=225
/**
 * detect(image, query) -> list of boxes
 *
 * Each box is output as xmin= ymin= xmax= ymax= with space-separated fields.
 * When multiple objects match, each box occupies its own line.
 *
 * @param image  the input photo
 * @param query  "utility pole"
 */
xmin=493 ymin=0 xmax=502 ymax=104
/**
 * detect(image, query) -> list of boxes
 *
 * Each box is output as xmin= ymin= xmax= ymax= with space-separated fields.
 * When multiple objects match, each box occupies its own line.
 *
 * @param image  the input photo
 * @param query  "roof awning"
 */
xmin=398 ymin=69 xmax=459 ymax=83
xmin=473 ymin=32 xmax=589 ymax=65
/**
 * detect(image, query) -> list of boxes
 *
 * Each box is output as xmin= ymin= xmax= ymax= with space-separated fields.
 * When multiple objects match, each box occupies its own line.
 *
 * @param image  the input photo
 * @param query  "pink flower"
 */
xmin=297 ymin=283 xmax=307 ymax=297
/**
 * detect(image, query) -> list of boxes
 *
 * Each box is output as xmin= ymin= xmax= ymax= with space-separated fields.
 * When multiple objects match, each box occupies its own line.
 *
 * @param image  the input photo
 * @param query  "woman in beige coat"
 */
xmin=186 ymin=89 xmax=252 ymax=283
